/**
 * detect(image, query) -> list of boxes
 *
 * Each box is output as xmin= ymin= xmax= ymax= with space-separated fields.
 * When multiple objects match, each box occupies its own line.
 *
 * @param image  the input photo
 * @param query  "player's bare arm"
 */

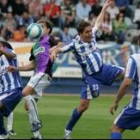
xmin=94 ymin=0 xmax=113 ymax=30
xmin=0 ymin=43 xmax=15 ymax=59
xmin=49 ymin=42 xmax=64 ymax=54
xmin=110 ymin=77 xmax=132 ymax=115
xmin=8 ymin=60 xmax=35 ymax=72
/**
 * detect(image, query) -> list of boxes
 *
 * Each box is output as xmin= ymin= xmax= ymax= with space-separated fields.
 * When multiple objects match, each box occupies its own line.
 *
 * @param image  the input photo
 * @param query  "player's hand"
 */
xmin=50 ymin=50 xmax=57 ymax=62
xmin=8 ymin=66 xmax=17 ymax=72
xmin=110 ymin=103 xmax=119 ymax=115
xmin=103 ymin=0 xmax=113 ymax=10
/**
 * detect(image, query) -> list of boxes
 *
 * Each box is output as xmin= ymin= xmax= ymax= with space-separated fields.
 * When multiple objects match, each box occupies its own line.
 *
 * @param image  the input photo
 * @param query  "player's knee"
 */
xmin=110 ymin=125 xmax=121 ymax=133
xmin=79 ymin=104 xmax=89 ymax=112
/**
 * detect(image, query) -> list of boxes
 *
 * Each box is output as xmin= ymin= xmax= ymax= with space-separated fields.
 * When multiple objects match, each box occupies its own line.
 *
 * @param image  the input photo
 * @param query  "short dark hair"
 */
xmin=77 ymin=20 xmax=91 ymax=34
xmin=37 ymin=19 xmax=53 ymax=34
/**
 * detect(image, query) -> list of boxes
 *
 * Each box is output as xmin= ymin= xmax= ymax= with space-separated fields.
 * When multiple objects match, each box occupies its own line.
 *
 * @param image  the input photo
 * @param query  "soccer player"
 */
xmin=109 ymin=35 xmax=140 ymax=139
xmin=8 ymin=20 xmax=57 ymax=139
xmin=0 ymin=41 xmax=17 ymax=136
xmin=50 ymin=0 xmax=125 ymax=139
xmin=0 ymin=41 xmax=23 ymax=139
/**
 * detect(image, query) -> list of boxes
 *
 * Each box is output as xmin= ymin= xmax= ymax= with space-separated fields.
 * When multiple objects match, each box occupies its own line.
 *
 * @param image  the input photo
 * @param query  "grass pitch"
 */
xmin=8 ymin=94 xmax=140 ymax=139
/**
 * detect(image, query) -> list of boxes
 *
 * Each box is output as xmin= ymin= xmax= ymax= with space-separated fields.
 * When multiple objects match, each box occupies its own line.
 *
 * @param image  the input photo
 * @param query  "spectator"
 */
xmin=18 ymin=11 xmax=34 ymax=27
xmin=60 ymin=25 xmax=73 ymax=43
xmin=113 ymin=12 xmax=127 ymax=43
xmin=0 ymin=28 xmax=5 ymax=41
xmin=60 ymin=0 xmax=76 ymax=28
xmin=2 ymin=12 xmax=17 ymax=41
xmin=0 ymin=14 xmax=5 ymax=28
xmin=12 ymin=0 xmax=26 ymax=18
xmin=115 ymin=0 xmax=133 ymax=18
xmin=88 ymin=12 xmax=96 ymax=27
xmin=28 ymin=0 xmax=44 ymax=17
xmin=76 ymin=0 xmax=91 ymax=21
xmin=106 ymin=0 xmax=119 ymax=21
xmin=90 ymin=0 xmax=102 ymax=17
xmin=0 ymin=0 xmax=12 ymax=18
xmin=44 ymin=0 xmax=60 ymax=27
xmin=133 ymin=2 xmax=140 ymax=30
xmin=87 ymin=0 xmax=95 ymax=7
xmin=3 ymin=12 xmax=17 ymax=33
xmin=55 ymin=0 xmax=63 ymax=6
xmin=99 ymin=12 xmax=114 ymax=41
xmin=13 ymin=25 xmax=27 ymax=42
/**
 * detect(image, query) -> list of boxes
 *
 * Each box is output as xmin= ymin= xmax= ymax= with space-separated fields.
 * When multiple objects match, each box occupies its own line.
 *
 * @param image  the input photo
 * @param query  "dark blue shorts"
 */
xmin=81 ymin=64 xmax=124 ymax=99
xmin=0 ymin=88 xmax=22 ymax=117
xmin=115 ymin=106 xmax=140 ymax=130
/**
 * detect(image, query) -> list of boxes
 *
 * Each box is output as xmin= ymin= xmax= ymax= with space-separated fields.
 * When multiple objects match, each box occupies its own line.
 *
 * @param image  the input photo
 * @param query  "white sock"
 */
xmin=24 ymin=95 xmax=40 ymax=123
xmin=65 ymin=129 xmax=71 ymax=136
xmin=27 ymin=110 xmax=41 ymax=138
xmin=7 ymin=112 xmax=14 ymax=131
xmin=33 ymin=131 xmax=42 ymax=138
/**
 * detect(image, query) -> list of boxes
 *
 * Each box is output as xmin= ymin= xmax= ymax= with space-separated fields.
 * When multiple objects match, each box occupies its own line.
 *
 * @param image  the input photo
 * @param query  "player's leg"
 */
xmin=110 ymin=124 xmax=124 ymax=139
xmin=97 ymin=64 xmax=125 ymax=86
xmin=24 ymin=94 xmax=42 ymax=139
xmin=23 ymin=73 xmax=51 ymax=139
xmin=23 ymin=87 xmax=42 ymax=132
xmin=64 ymin=81 xmax=94 ymax=139
xmin=0 ymin=89 xmax=22 ymax=139
xmin=64 ymin=98 xmax=90 ymax=139
xmin=7 ymin=112 xmax=16 ymax=136
xmin=0 ymin=102 xmax=8 ymax=138
xmin=114 ymin=66 xmax=125 ymax=80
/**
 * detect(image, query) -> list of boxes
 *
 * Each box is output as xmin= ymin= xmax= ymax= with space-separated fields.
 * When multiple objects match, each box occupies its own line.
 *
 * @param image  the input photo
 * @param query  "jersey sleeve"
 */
xmin=29 ymin=48 xmax=35 ymax=61
xmin=125 ymin=57 xmax=136 ymax=79
xmin=60 ymin=42 xmax=75 ymax=53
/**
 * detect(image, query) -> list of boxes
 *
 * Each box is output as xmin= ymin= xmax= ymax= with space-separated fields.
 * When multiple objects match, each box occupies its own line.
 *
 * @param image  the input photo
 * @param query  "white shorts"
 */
xmin=27 ymin=72 xmax=51 ymax=98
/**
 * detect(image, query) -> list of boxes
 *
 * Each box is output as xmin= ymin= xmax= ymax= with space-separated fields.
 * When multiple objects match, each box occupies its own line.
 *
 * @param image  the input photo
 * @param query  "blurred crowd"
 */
xmin=0 ymin=0 xmax=139 ymax=43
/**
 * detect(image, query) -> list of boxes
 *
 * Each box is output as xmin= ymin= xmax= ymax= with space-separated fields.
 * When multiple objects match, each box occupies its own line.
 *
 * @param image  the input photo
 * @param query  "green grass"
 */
xmin=8 ymin=94 xmax=140 ymax=139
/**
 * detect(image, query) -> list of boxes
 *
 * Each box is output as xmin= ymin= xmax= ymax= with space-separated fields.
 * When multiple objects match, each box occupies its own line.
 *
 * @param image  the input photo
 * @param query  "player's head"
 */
xmin=77 ymin=20 xmax=92 ymax=43
xmin=37 ymin=19 xmax=53 ymax=36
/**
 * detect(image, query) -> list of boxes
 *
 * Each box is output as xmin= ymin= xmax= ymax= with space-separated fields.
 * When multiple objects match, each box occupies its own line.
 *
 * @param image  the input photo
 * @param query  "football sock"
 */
xmin=110 ymin=132 xmax=122 ymax=139
xmin=33 ymin=131 xmax=42 ymax=138
xmin=66 ymin=108 xmax=82 ymax=131
xmin=7 ymin=112 xmax=13 ymax=131
xmin=27 ymin=110 xmax=41 ymax=138
xmin=24 ymin=95 xmax=40 ymax=124
xmin=0 ymin=112 xmax=7 ymax=135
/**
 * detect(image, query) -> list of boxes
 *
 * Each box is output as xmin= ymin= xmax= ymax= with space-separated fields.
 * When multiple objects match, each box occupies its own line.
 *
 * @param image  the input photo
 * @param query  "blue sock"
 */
xmin=66 ymin=108 xmax=82 ymax=131
xmin=0 ymin=112 xmax=7 ymax=135
xmin=110 ymin=132 xmax=122 ymax=139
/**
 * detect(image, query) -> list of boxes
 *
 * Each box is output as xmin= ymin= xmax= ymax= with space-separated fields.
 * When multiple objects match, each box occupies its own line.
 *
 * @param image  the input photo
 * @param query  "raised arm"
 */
xmin=94 ymin=0 xmax=113 ymax=30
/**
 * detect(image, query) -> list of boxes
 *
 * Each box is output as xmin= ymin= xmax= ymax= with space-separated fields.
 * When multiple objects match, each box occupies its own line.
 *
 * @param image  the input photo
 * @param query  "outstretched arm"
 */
xmin=50 ymin=42 xmax=74 ymax=61
xmin=94 ymin=0 xmax=113 ymax=30
xmin=8 ymin=60 xmax=35 ymax=72
xmin=49 ymin=42 xmax=64 ymax=54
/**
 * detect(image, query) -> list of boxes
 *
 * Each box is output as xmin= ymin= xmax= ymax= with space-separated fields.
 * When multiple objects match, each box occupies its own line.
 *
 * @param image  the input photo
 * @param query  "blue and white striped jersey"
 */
xmin=0 ymin=47 xmax=22 ymax=95
xmin=60 ymin=27 xmax=103 ymax=75
xmin=125 ymin=52 xmax=140 ymax=110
